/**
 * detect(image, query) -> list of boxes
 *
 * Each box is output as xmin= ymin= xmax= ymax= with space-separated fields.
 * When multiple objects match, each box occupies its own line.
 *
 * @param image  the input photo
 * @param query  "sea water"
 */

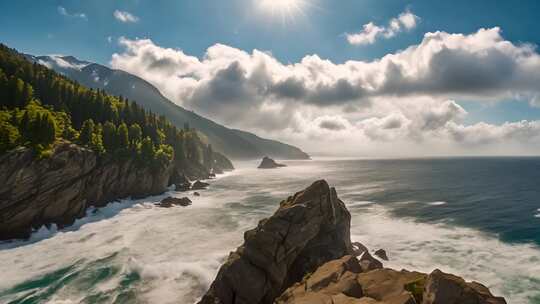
xmin=1 ymin=158 xmax=539 ymax=303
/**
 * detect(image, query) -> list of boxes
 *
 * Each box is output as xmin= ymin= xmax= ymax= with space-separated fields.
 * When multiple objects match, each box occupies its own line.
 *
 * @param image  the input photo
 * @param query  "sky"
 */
xmin=2 ymin=0 xmax=540 ymax=156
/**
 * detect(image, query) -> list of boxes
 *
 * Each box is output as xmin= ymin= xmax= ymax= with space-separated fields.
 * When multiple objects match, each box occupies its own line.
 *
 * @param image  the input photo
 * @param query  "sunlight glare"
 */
xmin=258 ymin=0 xmax=308 ymax=22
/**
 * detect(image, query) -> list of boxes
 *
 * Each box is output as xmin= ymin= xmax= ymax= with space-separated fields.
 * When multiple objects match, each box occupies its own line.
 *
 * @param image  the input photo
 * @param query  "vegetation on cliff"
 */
xmin=0 ymin=43 xmax=228 ymax=173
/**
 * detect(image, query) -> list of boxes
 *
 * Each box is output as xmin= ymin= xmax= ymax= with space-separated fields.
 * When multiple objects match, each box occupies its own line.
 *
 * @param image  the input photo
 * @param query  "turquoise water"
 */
xmin=0 ymin=158 xmax=539 ymax=303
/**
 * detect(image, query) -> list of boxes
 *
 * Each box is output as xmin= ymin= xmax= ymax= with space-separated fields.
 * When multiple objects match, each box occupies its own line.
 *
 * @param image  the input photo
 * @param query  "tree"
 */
xmin=102 ymin=121 xmax=117 ymax=152
xmin=90 ymin=123 xmax=104 ymax=154
xmin=117 ymin=122 xmax=129 ymax=149
xmin=140 ymin=136 xmax=155 ymax=162
xmin=79 ymin=119 xmax=95 ymax=146
xmin=0 ymin=112 xmax=20 ymax=153
xmin=128 ymin=123 xmax=142 ymax=147
xmin=38 ymin=112 xmax=56 ymax=146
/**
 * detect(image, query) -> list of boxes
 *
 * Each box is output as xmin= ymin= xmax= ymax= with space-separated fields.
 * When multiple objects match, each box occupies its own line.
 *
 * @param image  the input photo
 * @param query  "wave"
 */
xmin=349 ymin=204 xmax=540 ymax=304
xmin=427 ymin=201 xmax=447 ymax=206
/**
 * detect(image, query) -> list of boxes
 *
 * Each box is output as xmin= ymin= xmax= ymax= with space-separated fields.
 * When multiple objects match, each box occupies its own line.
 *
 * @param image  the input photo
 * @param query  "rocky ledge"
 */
xmin=0 ymin=142 xmax=231 ymax=241
xmin=198 ymin=180 xmax=506 ymax=304
xmin=258 ymin=156 xmax=287 ymax=169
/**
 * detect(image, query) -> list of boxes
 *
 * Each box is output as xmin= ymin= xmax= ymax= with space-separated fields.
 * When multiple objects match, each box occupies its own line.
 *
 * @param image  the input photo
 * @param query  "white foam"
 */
xmin=428 ymin=201 xmax=447 ymax=206
xmin=0 ymin=162 xmax=539 ymax=304
xmin=349 ymin=205 xmax=540 ymax=304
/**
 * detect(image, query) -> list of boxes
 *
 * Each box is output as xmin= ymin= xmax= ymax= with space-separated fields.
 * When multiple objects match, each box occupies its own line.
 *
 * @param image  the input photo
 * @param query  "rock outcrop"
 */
xmin=198 ymin=180 xmax=354 ymax=304
xmin=158 ymin=197 xmax=192 ymax=208
xmin=192 ymin=180 xmax=210 ymax=190
xmin=199 ymin=180 xmax=507 ymax=304
xmin=374 ymin=249 xmax=389 ymax=261
xmin=0 ymin=142 xmax=226 ymax=240
xmin=257 ymin=156 xmax=287 ymax=169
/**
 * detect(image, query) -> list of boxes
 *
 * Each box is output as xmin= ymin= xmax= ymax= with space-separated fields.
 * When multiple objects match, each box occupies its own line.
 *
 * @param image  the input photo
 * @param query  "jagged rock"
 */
xmin=276 ymin=255 xmax=364 ymax=304
xmin=192 ymin=180 xmax=210 ymax=190
xmin=0 ymin=143 xmax=173 ymax=240
xmin=374 ymin=249 xmax=389 ymax=261
xmin=0 ymin=142 xmax=223 ymax=241
xmin=194 ymin=192 xmax=201 ymax=197
xmin=353 ymin=242 xmax=369 ymax=256
xmin=257 ymin=156 xmax=286 ymax=169
xmin=198 ymin=181 xmax=507 ymax=304
xmin=358 ymin=251 xmax=383 ymax=272
xmin=423 ymin=269 xmax=507 ymax=304
xmin=175 ymin=174 xmax=192 ymax=192
xmin=158 ymin=197 xmax=192 ymax=208
xmin=198 ymin=180 xmax=353 ymax=304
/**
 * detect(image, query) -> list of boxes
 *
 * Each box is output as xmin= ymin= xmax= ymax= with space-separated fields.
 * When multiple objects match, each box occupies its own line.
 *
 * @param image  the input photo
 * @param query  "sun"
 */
xmin=258 ymin=0 xmax=308 ymax=22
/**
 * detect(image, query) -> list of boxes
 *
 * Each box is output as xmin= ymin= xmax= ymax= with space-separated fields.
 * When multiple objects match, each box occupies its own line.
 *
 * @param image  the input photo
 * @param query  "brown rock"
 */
xmin=198 ymin=180 xmax=353 ymax=304
xmin=358 ymin=251 xmax=383 ymax=272
xmin=422 ymin=269 xmax=507 ymax=304
xmin=0 ymin=143 xmax=173 ymax=240
xmin=356 ymin=269 xmax=425 ymax=304
xmin=258 ymin=156 xmax=286 ymax=169
xmin=158 ymin=197 xmax=192 ymax=208
xmin=374 ymin=249 xmax=389 ymax=261
xmin=192 ymin=180 xmax=210 ymax=190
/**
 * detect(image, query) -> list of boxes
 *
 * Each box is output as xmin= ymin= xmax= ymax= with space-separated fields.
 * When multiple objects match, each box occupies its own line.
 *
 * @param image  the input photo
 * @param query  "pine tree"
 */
xmin=117 ymin=122 xmax=129 ymax=149
xmin=140 ymin=136 xmax=155 ymax=161
xmin=102 ymin=121 xmax=117 ymax=152
xmin=79 ymin=119 xmax=95 ymax=146
xmin=128 ymin=123 xmax=142 ymax=147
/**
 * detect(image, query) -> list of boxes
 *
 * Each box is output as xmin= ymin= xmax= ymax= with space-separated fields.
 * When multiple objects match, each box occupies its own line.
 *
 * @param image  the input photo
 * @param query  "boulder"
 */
xmin=194 ymin=192 xmax=201 ymax=197
xmin=197 ymin=181 xmax=507 ymax=304
xmin=175 ymin=174 xmax=192 ymax=192
xmin=423 ymin=269 xmax=507 ymax=304
xmin=358 ymin=251 xmax=383 ymax=272
xmin=158 ymin=197 xmax=192 ymax=208
xmin=192 ymin=180 xmax=210 ymax=190
xmin=198 ymin=180 xmax=353 ymax=304
xmin=258 ymin=156 xmax=287 ymax=169
xmin=352 ymin=242 xmax=369 ymax=256
xmin=374 ymin=249 xmax=389 ymax=261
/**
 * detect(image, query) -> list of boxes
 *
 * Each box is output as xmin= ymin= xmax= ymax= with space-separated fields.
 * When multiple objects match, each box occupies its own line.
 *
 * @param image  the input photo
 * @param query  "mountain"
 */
xmin=27 ymin=54 xmax=310 ymax=160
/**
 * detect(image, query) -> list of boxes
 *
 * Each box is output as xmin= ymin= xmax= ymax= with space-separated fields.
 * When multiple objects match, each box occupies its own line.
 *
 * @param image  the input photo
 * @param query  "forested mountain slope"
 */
xmin=28 ymin=54 xmax=310 ymax=160
xmin=0 ymin=44 xmax=232 ymax=240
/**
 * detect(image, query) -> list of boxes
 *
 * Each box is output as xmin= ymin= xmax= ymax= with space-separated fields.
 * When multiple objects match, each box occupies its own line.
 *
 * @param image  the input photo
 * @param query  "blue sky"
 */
xmin=2 ymin=0 xmax=540 ymax=155
xmin=2 ymin=0 xmax=540 ymax=65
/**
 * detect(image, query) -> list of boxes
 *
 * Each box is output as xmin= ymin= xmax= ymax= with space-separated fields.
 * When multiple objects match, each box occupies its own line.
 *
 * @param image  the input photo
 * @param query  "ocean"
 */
xmin=1 ymin=158 xmax=540 ymax=303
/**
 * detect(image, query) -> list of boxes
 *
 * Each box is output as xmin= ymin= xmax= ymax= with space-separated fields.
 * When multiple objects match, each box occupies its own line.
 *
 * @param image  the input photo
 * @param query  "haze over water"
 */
xmin=1 ymin=158 xmax=540 ymax=304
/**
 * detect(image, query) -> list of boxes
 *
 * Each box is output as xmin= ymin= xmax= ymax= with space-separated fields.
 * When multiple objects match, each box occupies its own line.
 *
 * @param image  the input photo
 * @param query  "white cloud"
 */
xmin=111 ymin=27 xmax=540 ymax=156
xmin=57 ymin=6 xmax=87 ymax=20
xmin=347 ymin=9 xmax=419 ymax=45
xmin=114 ymin=10 xmax=139 ymax=23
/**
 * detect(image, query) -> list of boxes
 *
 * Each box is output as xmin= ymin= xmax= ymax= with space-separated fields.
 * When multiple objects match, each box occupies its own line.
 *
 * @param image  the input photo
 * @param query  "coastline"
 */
xmin=0 ymin=159 xmax=539 ymax=303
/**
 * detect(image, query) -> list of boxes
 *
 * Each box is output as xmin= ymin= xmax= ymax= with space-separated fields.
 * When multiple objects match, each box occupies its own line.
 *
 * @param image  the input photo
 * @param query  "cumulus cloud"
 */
xmin=57 ymin=6 xmax=87 ymax=20
xmin=114 ymin=10 xmax=139 ymax=23
xmin=111 ymin=27 xmax=540 ymax=155
xmin=347 ymin=9 xmax=419 ymax=45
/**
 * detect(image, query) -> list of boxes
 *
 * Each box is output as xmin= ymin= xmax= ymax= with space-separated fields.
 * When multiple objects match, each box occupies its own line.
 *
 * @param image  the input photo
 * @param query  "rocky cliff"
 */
xmin=0 ymin=142 xmax=229 ymax=241
xmin=199 ymin=180 xmax=506 ymax=304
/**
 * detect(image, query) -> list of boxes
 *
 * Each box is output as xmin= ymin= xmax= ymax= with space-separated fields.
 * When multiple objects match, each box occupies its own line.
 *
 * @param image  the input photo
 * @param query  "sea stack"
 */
xmin=198 ymin=180 xmax=507 ymax=304
xmin=257 ymin=156 xmax=287 ymax=169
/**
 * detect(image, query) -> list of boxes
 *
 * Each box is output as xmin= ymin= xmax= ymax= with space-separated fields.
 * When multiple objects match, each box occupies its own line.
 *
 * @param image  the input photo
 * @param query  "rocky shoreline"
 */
xmin=0 ymin=142 xmax=232 ymax=241
xmin=198 ymin=180 xmax=506 ymax=304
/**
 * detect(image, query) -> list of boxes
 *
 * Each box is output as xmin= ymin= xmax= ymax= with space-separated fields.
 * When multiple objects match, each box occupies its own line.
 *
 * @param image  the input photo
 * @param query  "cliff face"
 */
xmin=0 ymin=142 xmax=224 ymax=241
xmin=198 ymin=180 xmax=354 ymax=304
xmin=199 ymin=180 xmax=507 ymax=304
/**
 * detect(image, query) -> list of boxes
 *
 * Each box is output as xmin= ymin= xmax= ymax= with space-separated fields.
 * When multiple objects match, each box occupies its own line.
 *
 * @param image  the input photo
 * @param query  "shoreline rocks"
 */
xmin=158 ymin=197 xmax=192 ymax=208
xmin=198 ymin=180 xmax=507 ymax=304
xmin=0 ymin=142 xmax=227 ymax=241
xmin=198 ymin=180 xmax=353 ymax=304
xmin=258 ymin=156 xmax=287 ymax=169
xmin=192 ymin=180 xmax=210 ymax=190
